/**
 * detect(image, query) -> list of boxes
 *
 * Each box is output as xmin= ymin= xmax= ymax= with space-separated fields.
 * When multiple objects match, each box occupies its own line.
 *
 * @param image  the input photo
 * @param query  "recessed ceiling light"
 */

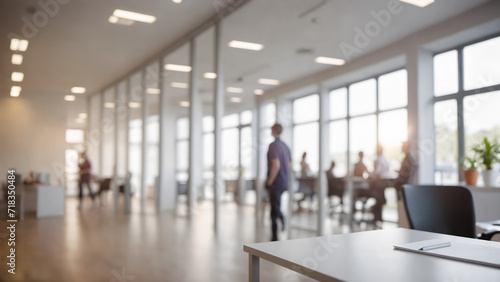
xmin=172 ymin=0 xmax=182 ymax=3
xmin=112 ymin=9 xmax=156 ymax=24
xmin=203 ymin=72 xmax=217 ymax=79
xmin=227 ymin=87 xmax=243 ymax=93
xmin=254 ymin=89 xmax=264 ymax=95
xmin=65 ymin=95 xmax=76 ymax=101
xmin=108 ymin=15 xmax=134 ymax=26
xmin=164 ymin=64 xmax=192 ymax=72
xmin=71 ymin=87 xmax=86 ymax=94
xmin=146 ymin=88 xmax=161 ymax=94
xmin=315 ymin=56 xmax=346 ymax=66
xmin=128 ymin=102 xmax=141 ymax=108
xmin=179 ymin=101 xmax=190 ymax=107
xmin=11 ymin=54 xmax=23 ymax=65
xmin=78 ymin=113 xmax=87 ymax=119
xmin=258 ymin=78 xmax=280 ymax=86
xmin=10 ymin=38 xmax=29 ymax=52
xmin=10 ymin=86 xmax=21 ymax=97
xmin=230 ymin=97 xmax=242 ymax=103
xmin=228 ymin=40 xmax=264 ymax=51
xmin=171 ymin=82 xmax=188 ymax=89
xmin=399 ymin=0 xmax=434 ymax=7
xmin=104 ymin=102 xmax=115 ymax=108
xmin=11 ymin=72 xmax=24 ymax=82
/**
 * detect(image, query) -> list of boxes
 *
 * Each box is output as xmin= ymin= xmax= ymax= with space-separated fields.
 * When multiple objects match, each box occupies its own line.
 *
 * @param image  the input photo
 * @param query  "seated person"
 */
xmin=370 ymin=145 xmax=390 ymax=179
xmin=366 ymin=141 xmax=418 ymax=223
xmin=300 ymin=152 xmax=311 ymax=178
xmin=353 ymin=151 xmax=368 ymax=177
xmin=326 ymin=161 xmax=345 ymax=205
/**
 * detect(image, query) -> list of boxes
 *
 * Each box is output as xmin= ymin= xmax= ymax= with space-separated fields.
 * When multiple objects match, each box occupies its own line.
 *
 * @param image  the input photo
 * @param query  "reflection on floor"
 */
xmin=0 ymin=195 xmax=398 ymax=282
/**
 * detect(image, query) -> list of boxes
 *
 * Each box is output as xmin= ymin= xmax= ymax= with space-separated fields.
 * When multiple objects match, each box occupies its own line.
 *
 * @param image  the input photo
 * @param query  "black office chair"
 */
xmin=325 ymin=171 xmax=344 ymax=215
xmin=402 ymin=185 xmax=500 ymax=240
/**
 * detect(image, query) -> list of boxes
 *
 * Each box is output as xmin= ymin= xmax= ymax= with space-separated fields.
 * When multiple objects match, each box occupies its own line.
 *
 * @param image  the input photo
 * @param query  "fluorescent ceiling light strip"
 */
xmin=230 ymin=97 xmax=242 ymax=103
xmin=179 ymin=101 xmax=190 ymax=107
xmin=104 ymin=102 xmax=115 ymax=108
xmin=10 ymin=39 xmax=29 ymax=52
xmin=71 ymin=87 xmax=86 ymax=94
xmin=203 ymin=72 xmax=217 ymax=79
xmin=258 ymin=78 xmax=280 ymax=86
xmin=165 ymin=64 xmax=192 ymax=72
xmin=171 ymin=82 xmax=188 ymax=89
xmin=11 ymin=72 xmax=24 ymax=82
xmin=10 ymin=39 xmax=19 ymax=51
xmin=65 ymin=95 xmax=76 ymax=101
xmin=10 ymin=86 xmax=21 ymax=97
xmin=146 ymin=88 xmax=161 ymax=94
xmin=108 ymin=15 xmax=134 ymax=26
xmin=226 ymin=87 xmax=243 ymax=93
xmin=12 ymin=54 xmax=23 ymax=65
xmin=113 ymin=9 xmax=156 ymax=23
xmin=315 ymin=56 xmax=345 ymax=66
xmin=18 ymin=40 xmax=29 ymax=51
xmin=254 ymin=89 xmax=264 ymax=95
xmin=228 ymin=40 xmax=263 ymax=51
xmin=399 ymin=0 xmax=434 ymax=7
xmin=128 ymin=102 xmax=141 ymax=108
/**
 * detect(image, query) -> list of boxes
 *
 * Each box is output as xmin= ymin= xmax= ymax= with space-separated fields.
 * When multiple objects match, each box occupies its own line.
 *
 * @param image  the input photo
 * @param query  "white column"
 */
xmin=99 ymin=93 xmax=104 ymax=179
xmin=113 ymin=87 xmax=119 ymax=213
xmin=140 ymin=70 xmax=148 ymax=213
xmin=254 ymin=105 xmax=262 ymax=222
xmin=158 ymin=57 xmax=177 ymax=212
xmin=407 ymin=48 xmax=435 ymax=185
xmin=276 ymin=98 xmax=293 ymax=238
xmin=318 ymin=83 xmax=330 ymax=236
xmin=213 ymin=22 xmax=224 ymax=234
xmin=188 ymin=38 xmax=203 ymax=220
xmin=125 ymin=79 xmax=131 ymax=214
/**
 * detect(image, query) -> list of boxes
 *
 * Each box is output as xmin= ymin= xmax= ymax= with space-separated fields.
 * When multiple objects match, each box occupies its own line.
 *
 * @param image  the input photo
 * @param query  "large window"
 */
xmin=176 ymin=118 xmax=189 ymax=182
xmin=329 ymin=69 xmax=408 ymax=177
xmin=433 ymin=35 xmax=500 ymax=186
xmin=293 ymin=95 xmax=319 ymax=175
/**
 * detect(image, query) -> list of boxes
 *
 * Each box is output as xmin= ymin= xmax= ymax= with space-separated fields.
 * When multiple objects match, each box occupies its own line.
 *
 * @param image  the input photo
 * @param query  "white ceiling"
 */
xmin=0 ymin=0 xmax=492 ymax=120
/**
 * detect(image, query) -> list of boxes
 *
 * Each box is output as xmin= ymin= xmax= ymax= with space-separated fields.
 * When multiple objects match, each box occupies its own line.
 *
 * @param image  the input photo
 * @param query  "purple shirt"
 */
xmin=267 ymin=138 xmax=291 ymax=190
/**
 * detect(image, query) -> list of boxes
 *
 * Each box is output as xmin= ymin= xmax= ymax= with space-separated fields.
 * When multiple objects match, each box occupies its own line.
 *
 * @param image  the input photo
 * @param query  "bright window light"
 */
xmin=128 ymin=102 xmax=141 ymax=108
xmin=171 ymin=82 xmax=188 ymax=89
xmin=64 ymin=95 xmax=76 ymax=101
xmin=230 ymin=97 xmax=242 ymax=103
xmin=112 ymin=9 xmax=156 ymax=24
xmin=66 ymin=129 xmax=84 ymax=143
xmin=11 ymin=72 xmax=24 ymax=82
xmin=254 ymin=89 xmax=264 ymax=95
xmin=10 ymin=38 xmax=29 ymax=51
xmin=400 ymin=0 xmax=434 ymax=7
xmin=315 ymin=56 xmax=345 ymax=66
xmin=108 ymin=15 xmax=134 ymax=26
xmin=10 ymin=86 xmax=21 ymax=97
xmin=228 ymin=40 xmax=264 ymax=51
xmin=180 ymin=101 xmax=190 ymax=107
xmin=71 ymin=87 xmax=86 ymax=94
xmin=104 ymin=102 xmax=115 ymax=108
xmin=165 ymin=64 xmax=192 ymax=72
xmin=11 ymin=54 xmax=23 ymax=65
xmin=258 ymin=78 xmax=280 ymax=85
xmin=203 ymin=72 xmax=217 ymax=79
xmin=78 ymin=113 xmax=87 ymax=119
xmin=172 ymin=0 xmax=183 ymax=3
xmin=226 ymin=87 xmax=243 ymax=93
xmin=146 ymin=88 xmax=161 ymax=94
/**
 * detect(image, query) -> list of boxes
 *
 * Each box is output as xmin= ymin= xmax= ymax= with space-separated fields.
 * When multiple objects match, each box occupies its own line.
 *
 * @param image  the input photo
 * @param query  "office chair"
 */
xmin=325 ymin=171 xmax=345 ymax=215
xmin=402 ymin=185 xmax=500 ymax=240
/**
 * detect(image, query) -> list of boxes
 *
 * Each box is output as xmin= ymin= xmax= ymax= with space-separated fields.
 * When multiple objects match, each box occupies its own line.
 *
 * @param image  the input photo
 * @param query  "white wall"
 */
xmin=0 ymin=94 xmax=67 ymax=186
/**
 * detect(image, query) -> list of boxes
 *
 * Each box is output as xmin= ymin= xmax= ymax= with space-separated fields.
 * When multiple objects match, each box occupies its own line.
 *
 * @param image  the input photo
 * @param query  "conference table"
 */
xmin=243 ymin=228 xmax=500 ymax=281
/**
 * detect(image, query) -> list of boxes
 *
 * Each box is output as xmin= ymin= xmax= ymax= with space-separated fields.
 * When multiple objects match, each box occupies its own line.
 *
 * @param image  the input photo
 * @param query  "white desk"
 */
xmin=244 ymin=228 xmax=500 ymax=282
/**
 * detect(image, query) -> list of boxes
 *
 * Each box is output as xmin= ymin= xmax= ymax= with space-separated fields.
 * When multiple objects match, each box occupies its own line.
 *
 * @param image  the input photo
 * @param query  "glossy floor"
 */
xmin=0 ymin=196 xmax=397 ymax=282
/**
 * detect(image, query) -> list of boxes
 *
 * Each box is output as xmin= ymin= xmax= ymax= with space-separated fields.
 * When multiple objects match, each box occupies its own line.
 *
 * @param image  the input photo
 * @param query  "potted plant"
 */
xmin=472 ymin=137 xmax=500 ymax=187
xmin=461 ymin=156 xmax=479 ymax=185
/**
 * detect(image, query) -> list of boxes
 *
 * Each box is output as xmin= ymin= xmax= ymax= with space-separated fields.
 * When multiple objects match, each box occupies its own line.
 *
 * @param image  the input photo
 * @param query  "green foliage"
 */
xmin=461 ymin=155 xmax=479 ymax=171
xmin=472 ymin=137 xmax=500 ymax=170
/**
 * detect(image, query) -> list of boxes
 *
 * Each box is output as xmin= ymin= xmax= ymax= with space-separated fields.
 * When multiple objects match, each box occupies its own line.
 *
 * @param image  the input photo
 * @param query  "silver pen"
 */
xmin=419 ymin=242 xmax=451 ymax=251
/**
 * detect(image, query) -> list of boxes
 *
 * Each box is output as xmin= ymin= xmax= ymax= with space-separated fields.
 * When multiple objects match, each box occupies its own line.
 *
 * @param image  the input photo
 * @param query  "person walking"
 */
xmin=266 ymin=123 xmax=292 ymax=241
xmin=78 ymin=151 xmax=95 ymax=209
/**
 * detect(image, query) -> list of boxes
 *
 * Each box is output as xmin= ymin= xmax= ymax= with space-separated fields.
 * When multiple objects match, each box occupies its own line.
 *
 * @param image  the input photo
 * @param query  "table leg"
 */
xmin=346 ymin=180 xmax=353 ymax=230
xmin=249 ymin=254 xmax=260 ymax=282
